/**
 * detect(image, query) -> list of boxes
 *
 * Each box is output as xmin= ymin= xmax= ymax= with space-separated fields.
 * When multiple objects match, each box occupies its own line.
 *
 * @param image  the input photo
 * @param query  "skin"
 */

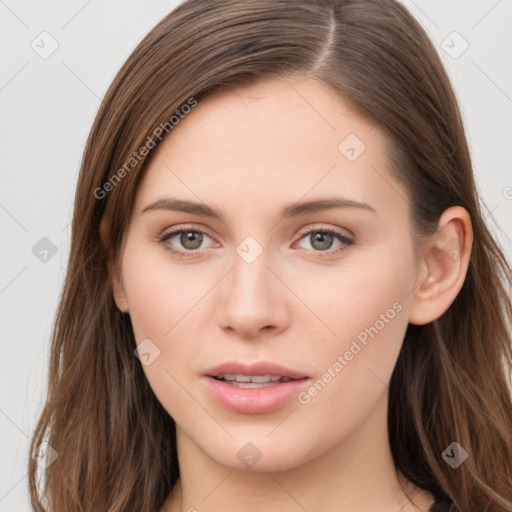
xmin=101 ymin=75 xmax=473 ymax=512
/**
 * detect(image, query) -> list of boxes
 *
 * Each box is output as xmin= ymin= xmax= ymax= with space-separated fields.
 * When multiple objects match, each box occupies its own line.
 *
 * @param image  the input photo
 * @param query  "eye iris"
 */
xmin=310 ymin=231 xmax=333 ymax=251
xmin=180 ymin=231 xmax=203 ymax=250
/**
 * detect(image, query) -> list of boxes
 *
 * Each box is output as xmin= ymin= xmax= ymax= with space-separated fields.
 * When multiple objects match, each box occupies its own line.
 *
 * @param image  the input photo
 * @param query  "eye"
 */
xmin=294 ymin=227 xmax=354 ymax=257
xmin=158 ymin=226 xmax=216 ymax=259
xmin=158 ymin=224 xmax=354 ymax=260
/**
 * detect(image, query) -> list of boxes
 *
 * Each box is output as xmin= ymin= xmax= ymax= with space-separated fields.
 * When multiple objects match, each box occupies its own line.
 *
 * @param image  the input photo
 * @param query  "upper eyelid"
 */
xmin=160 ymin=224 xmax=216 ymax=240
xmin=296 ymin=224 xmax=353 ymax=239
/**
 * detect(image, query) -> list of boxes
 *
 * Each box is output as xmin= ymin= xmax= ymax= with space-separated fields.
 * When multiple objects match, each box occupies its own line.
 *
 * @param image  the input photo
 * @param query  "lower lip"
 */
xmin=204 ymin=376 xmax=310 ymax=414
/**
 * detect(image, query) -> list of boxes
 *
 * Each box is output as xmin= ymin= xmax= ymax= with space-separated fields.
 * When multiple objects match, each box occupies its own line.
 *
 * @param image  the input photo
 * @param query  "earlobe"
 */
xmin=409 ymin=206 xmax=473 ymax=325
xmin=99 ymin=213 xmax=129 ymax=314
xmin=112 ymin=268 xmax=129 ymax=314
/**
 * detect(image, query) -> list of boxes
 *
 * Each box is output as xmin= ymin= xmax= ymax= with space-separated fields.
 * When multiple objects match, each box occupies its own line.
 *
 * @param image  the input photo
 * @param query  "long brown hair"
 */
xmin=28 ymin=1 xmax=512 ymax=510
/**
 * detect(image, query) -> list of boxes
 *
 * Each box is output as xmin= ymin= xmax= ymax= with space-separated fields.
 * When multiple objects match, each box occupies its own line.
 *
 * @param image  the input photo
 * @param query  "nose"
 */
xmin=216 ymin=245 xmax=289 ymax=339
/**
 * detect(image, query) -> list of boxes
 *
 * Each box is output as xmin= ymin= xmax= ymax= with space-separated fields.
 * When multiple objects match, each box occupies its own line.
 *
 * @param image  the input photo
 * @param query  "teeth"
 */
xmin=215 ymin=374 xmax=294 ymax=385
xmin=216 ymin=374 xmax=287 ymax=383
xmin=250 ymin=375 xmax=278 ymax=383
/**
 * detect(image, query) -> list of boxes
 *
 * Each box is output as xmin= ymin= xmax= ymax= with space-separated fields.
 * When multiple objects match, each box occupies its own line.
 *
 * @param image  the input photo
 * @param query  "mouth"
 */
xmin=203 ymin=361 xmax=310 ymax=413
xmin=213 ymin=373 xmax=300 ymax=388
xmin=205 ymin=360 xmax=308 ymax=382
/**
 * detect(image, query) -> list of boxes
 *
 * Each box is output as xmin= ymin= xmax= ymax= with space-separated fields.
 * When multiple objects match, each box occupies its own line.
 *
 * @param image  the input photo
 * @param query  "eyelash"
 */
xmin=158 ymin=224 xmax=354 ymax=260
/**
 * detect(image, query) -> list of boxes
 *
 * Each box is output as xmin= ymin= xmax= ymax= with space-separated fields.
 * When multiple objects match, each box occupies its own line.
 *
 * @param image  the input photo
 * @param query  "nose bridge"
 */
xmin=233 ymin=236 xmax=270 ymax=295
xmin=216 ymin=233 xmax=288 ymax=337
xmin=231 ymin=234 xmax=275 ymax=309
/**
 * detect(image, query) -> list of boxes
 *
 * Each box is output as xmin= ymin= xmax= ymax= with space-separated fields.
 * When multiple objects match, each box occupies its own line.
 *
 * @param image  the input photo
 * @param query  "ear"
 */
xmin=409 ymin=206 xmax=473 ymax=325
xmin=99 ymin=212 xmax=129 ymax=314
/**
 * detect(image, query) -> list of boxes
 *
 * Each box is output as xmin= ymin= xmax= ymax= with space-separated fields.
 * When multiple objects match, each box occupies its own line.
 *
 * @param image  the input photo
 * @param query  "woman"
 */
xmin=28 ymin=1 xmax=512 ymax=511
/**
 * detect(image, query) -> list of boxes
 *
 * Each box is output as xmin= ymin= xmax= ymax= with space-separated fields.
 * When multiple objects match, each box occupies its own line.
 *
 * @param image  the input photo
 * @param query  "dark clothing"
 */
xmin=429 ymin=491 xmax=453 ymax=511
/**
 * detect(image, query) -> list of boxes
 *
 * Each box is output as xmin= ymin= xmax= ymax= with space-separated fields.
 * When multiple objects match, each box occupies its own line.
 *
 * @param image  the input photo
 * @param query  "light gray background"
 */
xmin=1 ymin=1 xmax=511 ymax=510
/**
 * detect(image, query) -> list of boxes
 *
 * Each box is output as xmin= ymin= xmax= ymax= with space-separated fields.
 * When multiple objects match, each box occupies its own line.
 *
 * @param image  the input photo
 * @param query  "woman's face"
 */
xmin=114 ymin=76 xmax=421 ymax=471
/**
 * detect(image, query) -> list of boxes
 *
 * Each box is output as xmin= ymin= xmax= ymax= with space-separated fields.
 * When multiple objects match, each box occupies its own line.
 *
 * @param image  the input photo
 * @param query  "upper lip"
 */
xmin=205 ymin=361 xmax=308 ymax=379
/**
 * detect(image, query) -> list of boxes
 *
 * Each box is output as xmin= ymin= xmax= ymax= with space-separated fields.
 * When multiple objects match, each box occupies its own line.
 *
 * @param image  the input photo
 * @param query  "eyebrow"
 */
xmin=141 ymin=196 xmax=377 ymax=220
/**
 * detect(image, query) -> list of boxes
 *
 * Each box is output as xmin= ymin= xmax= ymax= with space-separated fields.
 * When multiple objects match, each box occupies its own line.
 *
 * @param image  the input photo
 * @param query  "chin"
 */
xmin=196 ymin=434 xmax=318 ymax=473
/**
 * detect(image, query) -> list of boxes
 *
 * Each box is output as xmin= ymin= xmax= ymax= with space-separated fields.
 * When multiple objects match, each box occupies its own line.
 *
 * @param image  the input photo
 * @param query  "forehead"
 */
xmin=158 ymin=77 xmax=375 ymax=157
xmin=133 ymin=77 xmax=400 ymax=217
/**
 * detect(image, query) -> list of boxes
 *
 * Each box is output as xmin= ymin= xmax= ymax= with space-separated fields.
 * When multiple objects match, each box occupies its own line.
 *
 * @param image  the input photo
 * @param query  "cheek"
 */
xmin=292 ymin=297 xmax=408 ymax=450
xmin=122 ymin=241 xmax=203 ymax=342
xmin=298 ymin=254 xmax=412 ymax=429
xmin=121 ymin=245 xmax=208 ymax=421
xmin=308 ymin=247 xmax=412 ymax=347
